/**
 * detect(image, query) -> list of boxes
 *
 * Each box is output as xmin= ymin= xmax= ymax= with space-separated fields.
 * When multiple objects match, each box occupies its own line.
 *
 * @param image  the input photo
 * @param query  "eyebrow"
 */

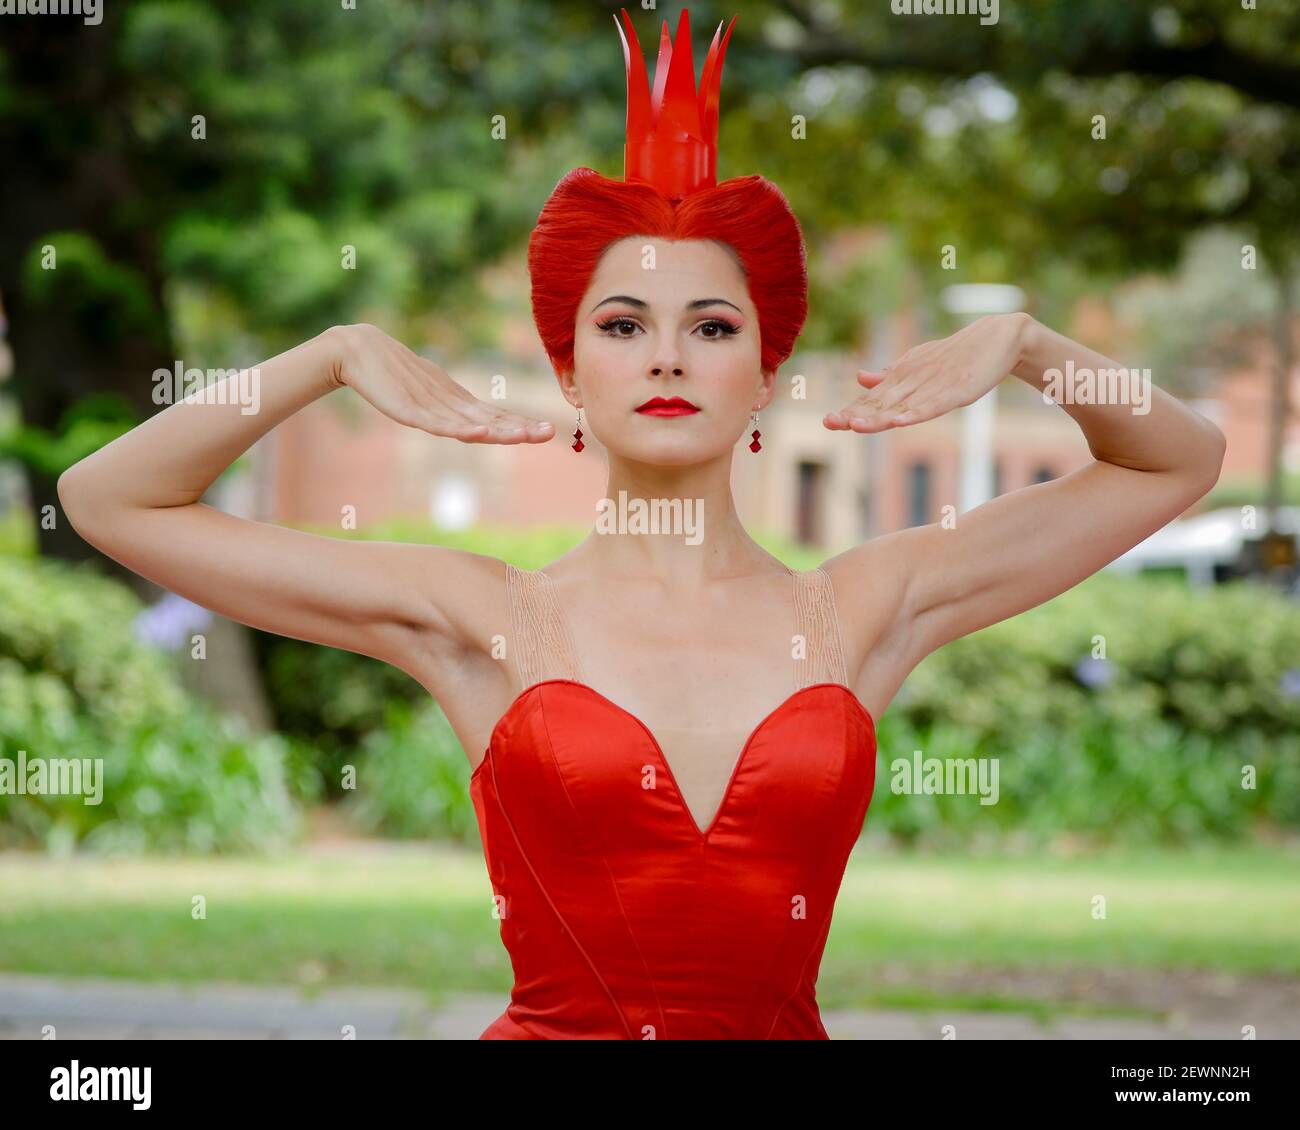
xmin=588 ymin=295 xmax=743 ymax=315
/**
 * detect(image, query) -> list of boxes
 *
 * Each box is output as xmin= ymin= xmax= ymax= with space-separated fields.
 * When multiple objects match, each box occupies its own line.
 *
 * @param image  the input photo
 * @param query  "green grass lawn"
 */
xmin=1 ymin=842 xmax=1296 ymax=1017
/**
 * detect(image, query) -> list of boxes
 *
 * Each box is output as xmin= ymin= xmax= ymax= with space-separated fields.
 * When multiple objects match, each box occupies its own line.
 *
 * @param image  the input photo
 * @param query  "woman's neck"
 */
xmin=560 ymin=453 xmax=782 ymax=583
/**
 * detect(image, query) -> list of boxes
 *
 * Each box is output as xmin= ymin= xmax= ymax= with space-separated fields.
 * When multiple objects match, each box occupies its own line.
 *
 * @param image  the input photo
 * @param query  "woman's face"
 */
xmin=561 ymin=236 xmax=774 ymax=465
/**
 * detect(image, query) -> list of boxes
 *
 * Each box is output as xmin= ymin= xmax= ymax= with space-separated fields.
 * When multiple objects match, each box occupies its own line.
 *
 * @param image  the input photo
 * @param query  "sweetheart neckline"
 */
xmin=471 ymin=678 xmax=877 ymax=840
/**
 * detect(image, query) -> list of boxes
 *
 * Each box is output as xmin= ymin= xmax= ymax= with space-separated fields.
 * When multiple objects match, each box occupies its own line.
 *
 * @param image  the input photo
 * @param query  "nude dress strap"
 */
xmin=504 ymin=563 xmax=581 ymax=689
xmin=791 ymin=566 xmax=850 ymax=690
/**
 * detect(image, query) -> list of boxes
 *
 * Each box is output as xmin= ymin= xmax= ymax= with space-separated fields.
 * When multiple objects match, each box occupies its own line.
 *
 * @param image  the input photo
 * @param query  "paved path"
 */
xmin=0 ymin=972 xmax=1278 ymax=1039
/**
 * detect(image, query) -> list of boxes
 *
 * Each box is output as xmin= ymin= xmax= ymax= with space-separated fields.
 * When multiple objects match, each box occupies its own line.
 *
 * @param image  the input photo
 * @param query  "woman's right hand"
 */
xmin=329 ymin=322 xmax=556 ymax=444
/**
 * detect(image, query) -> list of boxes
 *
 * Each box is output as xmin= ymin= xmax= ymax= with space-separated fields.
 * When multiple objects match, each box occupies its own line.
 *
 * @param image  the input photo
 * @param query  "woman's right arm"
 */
xmin=56 ymin=323 xmax=555 ymax=681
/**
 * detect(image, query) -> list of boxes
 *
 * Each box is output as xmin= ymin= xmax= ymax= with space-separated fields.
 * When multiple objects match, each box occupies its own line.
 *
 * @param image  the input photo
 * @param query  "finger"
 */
xmin=844 ymin=367 xmax=932 ymax=430
xmin=492 ymin=420 xmax=556 ymax=444
xmin=502 ymin=417 xmax=556 ymax=444
xmin=841 ymin=397 xmax=907 ymax=432
xmin=869 ymin=367 xmax=929 ymax=416
xmin=830 ymin=401 xmax=887 ymax=433
xmin=827 ymin=398 xmax=886 ymax=429
xmin=522 ymin=420 xmax=556 ymax=442
xmin=841 ymin=401 xmax=886 ymax=430
xmin=464 ymin=420 xmax=528 ymax=444
xmin=461 ymin=403 xmax=556 ymax=444
xmin=430 ymin=406 xmax=511 ymax=444
xmin=847 ymin=411 xmax=889 ymax=433
xmin=888 ymin=403 xmax=928 ymax=426
xmin=836 ymin=389 xmax=902 ymax=432
xmin=445 ymin=422 xmax=492 ymax=442
xmin=855 ymin=369 xmax=888 ymax=389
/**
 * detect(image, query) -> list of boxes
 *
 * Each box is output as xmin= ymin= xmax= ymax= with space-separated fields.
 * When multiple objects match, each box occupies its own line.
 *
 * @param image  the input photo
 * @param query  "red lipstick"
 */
xmin=636 ymin=396 xmax=699 ymax=416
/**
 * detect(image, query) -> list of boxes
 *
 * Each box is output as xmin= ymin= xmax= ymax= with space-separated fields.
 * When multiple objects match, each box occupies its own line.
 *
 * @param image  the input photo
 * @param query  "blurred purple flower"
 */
xmin=132 ymin=592 xmax=213 ymax=650
xmin=1281 ymin=668 xmax=1300 ymax=698
xmin=1073 ymin=656 xmax=1113 ymax=689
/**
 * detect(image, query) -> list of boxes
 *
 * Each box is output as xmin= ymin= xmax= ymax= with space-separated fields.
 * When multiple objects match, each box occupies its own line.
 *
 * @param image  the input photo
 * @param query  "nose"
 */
xmin=648 ymin=332 xmax=684 ymax=377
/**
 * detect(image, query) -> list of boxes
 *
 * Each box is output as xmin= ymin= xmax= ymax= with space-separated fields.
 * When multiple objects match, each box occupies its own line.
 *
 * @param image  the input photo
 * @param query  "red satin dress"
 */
xmin=469 ymin=564 xmax=877 ymax=1039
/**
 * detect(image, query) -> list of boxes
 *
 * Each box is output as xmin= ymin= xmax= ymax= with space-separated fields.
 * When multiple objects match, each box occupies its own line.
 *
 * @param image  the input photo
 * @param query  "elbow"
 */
xmin=56 ymin=469 xmax=82 ymax=531
xmin=57 ymin=465 xmax=100 ymax=533
xmin=56 ymin=467 xmax=78 ymax=514
xmin=1190 ymin=420 xmax=1227 ymax=498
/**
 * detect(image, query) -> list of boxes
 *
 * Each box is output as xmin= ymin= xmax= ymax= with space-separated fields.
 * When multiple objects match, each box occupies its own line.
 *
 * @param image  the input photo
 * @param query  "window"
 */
xmin=796 ymin=460 xmax=827 ymax=544
xmin=908 ymin=461 xmax=931 ymax=527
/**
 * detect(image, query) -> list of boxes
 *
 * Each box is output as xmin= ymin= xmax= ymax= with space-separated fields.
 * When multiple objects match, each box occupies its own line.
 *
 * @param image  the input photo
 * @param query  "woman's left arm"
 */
xmin=823 ymin=311 xmax=1226 ymax=666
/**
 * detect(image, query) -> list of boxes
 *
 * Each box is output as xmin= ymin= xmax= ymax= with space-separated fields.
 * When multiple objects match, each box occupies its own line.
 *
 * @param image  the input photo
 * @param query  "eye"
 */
xmin=595 ymin=316 xmax=641 ymax=338
xmin=697 ymin=318 xmax=741 ymax=340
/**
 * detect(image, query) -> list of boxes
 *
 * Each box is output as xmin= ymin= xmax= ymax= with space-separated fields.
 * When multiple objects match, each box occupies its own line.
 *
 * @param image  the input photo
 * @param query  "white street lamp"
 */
xmin=939 ymin=284 xmax=1025 ymax=512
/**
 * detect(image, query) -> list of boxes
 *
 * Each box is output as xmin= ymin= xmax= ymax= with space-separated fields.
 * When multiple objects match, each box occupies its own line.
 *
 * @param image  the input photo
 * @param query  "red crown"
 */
xmin=613 ymin=7 xmax=738 ymax=203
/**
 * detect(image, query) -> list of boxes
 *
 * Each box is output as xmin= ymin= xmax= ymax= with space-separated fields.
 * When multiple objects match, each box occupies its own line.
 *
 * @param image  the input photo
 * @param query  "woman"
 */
xmin=57 ymin=9 xmax=1224 ymax=1038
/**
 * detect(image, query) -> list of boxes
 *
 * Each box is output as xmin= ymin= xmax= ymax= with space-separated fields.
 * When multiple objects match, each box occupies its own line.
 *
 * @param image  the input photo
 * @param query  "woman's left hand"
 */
xmin=824 ymin=312 xmax=1030 ymax=432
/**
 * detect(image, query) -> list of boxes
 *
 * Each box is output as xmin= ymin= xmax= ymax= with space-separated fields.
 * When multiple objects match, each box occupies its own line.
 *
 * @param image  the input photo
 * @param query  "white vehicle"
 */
xmin=1105 ymin=505 xmax=1300 ymax=586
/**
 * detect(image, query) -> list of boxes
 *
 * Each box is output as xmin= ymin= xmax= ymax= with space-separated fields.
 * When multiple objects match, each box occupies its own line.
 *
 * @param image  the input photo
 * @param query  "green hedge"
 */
xmin=250 ymin=627 xmax=427 ymax=804
xmin=341 ymin=697 xmax=481 ymax=844
xmin=869 ymin=574 xmax=1300 ymax=847
xmin=0 ymin=554 xmax=300 ymax=854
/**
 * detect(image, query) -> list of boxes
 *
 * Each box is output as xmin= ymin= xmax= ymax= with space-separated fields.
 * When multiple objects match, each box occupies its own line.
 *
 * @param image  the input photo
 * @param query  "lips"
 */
xmin=636 ymin=396 xmax=699 ymax=416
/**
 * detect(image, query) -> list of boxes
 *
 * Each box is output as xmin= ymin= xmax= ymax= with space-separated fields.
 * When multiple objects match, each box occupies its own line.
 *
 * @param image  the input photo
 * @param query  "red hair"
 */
xmin=527 ymin=168 xmax=808 ymax=377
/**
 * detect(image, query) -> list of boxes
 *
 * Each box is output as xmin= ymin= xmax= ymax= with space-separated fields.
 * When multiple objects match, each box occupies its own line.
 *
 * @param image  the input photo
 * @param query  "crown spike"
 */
xmin=651 ymin=19 xmax=674 ymax=126
xmin=659 ymin=10 xmax=700 ymax=138
xmin=698 ymin=19 xmax=725 ymax=128
xmin=616 ymin=6 xmax=738 ymax=203
xmin=700 ymin=15 xmax=737 ymax=152
xmin=613 ymin=10 xmax=652 ymax=142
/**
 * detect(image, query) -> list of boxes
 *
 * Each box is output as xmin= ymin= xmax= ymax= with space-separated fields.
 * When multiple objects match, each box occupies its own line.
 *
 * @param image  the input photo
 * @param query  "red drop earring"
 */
xmin=572 ymin=409 xmax=584 ymax=453
xmin=749 ymin=411 xmax=762 ymax=453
